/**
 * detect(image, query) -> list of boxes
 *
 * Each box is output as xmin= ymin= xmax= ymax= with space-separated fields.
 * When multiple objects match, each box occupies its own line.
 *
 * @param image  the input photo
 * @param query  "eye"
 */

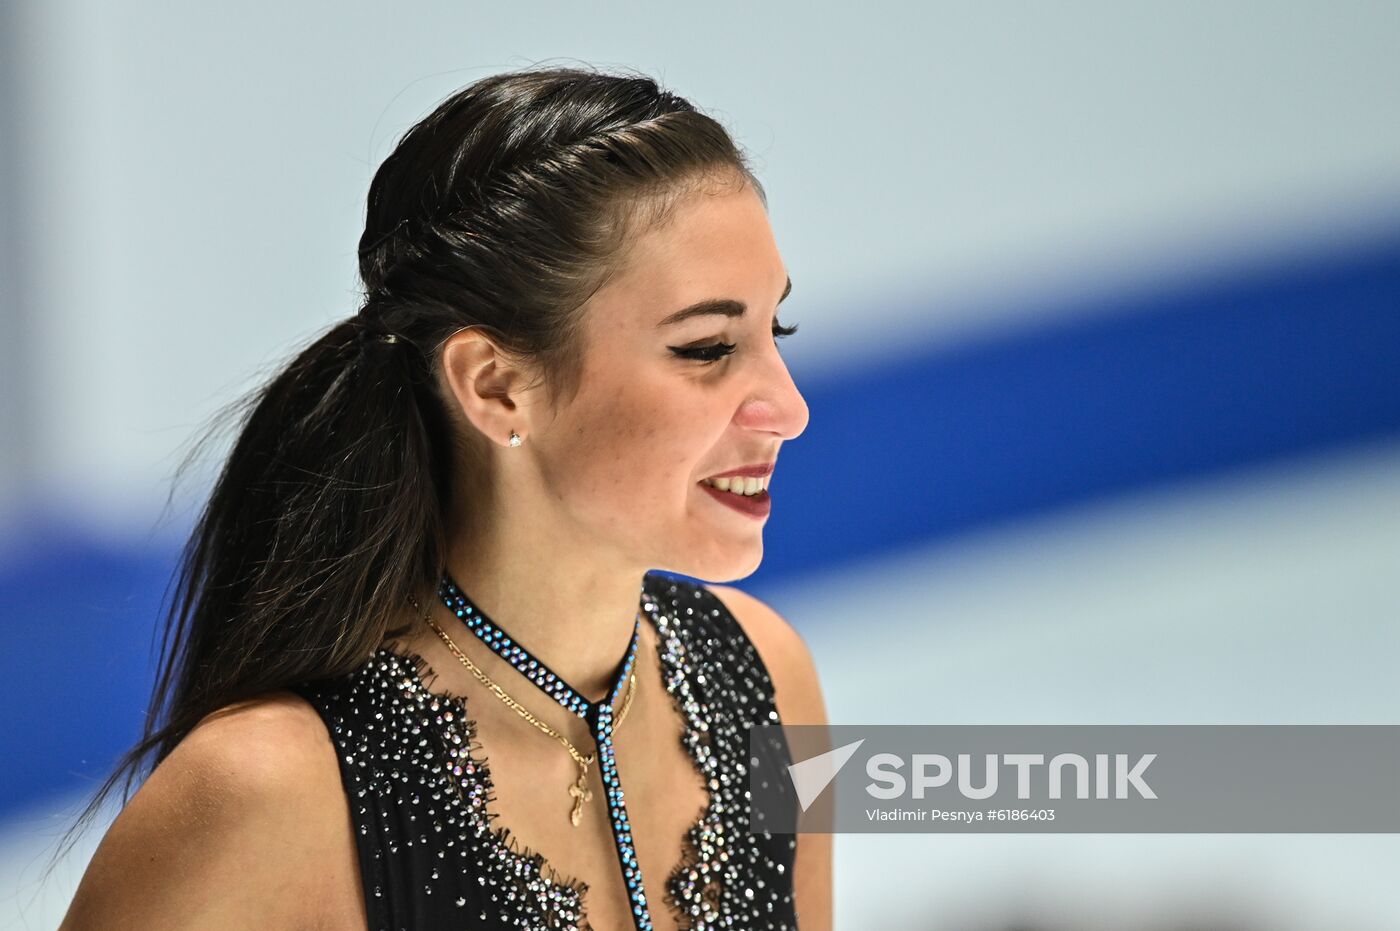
xmin=671 ymin=340 xmax=738 ymax=363
xmin=670 ymin=321 xmax=799 ymax=365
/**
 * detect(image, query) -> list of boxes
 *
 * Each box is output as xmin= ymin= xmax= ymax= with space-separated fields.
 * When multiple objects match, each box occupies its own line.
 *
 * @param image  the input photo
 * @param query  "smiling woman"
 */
xmin=54 ymin=63 xmax=829 ymax=931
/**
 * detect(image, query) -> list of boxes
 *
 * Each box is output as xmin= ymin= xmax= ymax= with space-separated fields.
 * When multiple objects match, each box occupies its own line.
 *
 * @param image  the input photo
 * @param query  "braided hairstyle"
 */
xmin=47 ymin=62 xmax=763 ymax=868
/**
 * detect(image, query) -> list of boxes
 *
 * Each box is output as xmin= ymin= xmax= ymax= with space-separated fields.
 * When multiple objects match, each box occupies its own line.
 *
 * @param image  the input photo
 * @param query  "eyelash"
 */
xmin=671 ymin=322 xmax=800 ymax=364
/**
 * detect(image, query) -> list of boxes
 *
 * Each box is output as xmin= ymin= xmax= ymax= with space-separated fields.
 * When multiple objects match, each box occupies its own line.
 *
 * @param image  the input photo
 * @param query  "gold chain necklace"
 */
xmin=412 ymin=595 xmax=638 ymax=827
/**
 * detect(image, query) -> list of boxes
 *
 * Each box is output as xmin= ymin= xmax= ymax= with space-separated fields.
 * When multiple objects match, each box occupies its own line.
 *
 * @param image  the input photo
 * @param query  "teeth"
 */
xmin=704 ymin=474 xmax=770 ymax=496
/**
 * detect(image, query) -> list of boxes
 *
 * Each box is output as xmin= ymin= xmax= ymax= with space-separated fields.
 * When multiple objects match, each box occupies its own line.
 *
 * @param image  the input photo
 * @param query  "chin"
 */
xmin=670 ymin=541 xmax=764 ymax=584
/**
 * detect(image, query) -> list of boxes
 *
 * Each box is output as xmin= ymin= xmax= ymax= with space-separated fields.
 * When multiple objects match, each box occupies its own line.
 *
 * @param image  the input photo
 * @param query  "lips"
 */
xmin=702 ymin=461 xmax=775 ymax=480
xmin=699 ymin=478 xmax=772 ymax=519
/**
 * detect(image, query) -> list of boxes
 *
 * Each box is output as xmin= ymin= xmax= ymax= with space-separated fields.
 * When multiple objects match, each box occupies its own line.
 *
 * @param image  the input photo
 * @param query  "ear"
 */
xmin=437 ymin=327 xmax=539 ymax=448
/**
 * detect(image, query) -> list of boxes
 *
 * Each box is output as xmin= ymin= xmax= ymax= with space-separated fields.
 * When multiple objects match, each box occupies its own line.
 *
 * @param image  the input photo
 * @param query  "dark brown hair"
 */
xmin=47 ymin=61 xmax=763 ymax=869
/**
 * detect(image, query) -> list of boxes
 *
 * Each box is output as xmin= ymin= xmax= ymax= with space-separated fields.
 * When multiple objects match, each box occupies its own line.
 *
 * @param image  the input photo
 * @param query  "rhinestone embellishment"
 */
xmin=291 ymin=572 xmax=799 ymax=929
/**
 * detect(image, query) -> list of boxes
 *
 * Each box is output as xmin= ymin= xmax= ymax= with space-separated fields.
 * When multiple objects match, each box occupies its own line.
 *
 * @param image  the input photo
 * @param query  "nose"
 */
xmin=734 ymin=343 xmax=809 ymax=441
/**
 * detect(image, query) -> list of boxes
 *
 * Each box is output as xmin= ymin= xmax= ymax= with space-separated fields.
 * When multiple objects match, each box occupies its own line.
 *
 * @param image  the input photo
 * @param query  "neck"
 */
xmin=430 ymin=520 xmax=647 ymax=706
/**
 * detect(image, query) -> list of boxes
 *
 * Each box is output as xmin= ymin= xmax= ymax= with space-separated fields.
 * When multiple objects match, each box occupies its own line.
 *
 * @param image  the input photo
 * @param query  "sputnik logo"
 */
xmin=786 ymin=739 xmax=865 ymax=811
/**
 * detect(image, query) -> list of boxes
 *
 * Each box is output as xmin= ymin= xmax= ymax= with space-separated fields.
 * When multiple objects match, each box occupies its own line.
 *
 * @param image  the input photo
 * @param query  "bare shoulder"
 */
xmin=60 ymin=690 xmax=362 ymax=931
xmin=701 ymin=584 xmax=828 ymax=728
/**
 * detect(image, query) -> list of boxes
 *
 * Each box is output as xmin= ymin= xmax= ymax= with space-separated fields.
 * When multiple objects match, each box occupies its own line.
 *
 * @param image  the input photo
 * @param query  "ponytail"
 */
xmin=45 ymin=310 xmax=450 ymax=867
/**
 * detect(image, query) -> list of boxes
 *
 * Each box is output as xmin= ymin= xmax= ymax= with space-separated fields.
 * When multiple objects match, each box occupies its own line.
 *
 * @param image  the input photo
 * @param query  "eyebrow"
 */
xmin=655 ymin=275 xmax=793 ymax=327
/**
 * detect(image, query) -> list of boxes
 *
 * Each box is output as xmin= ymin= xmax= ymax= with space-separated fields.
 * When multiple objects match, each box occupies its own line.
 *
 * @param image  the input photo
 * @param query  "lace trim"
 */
xmin=651 ymin=607 xmax=726 ymax=930
xmin=378 ymin=647 xmax=597 ymax=931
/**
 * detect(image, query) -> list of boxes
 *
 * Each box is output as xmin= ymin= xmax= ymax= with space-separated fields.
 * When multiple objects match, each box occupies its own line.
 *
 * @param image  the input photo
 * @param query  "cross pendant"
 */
xmin=568 ymin=772 xmax=592 ymax=827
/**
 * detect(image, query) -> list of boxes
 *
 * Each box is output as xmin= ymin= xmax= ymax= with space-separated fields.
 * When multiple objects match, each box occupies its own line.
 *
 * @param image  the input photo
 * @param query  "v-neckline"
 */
xmin=373 ymin=576 xmax=724 ymax=930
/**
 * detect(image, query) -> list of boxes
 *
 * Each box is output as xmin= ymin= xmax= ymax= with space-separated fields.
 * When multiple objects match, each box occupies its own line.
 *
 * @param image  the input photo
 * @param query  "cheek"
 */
xmin=552 ymin=383 xmax=715 ymax=511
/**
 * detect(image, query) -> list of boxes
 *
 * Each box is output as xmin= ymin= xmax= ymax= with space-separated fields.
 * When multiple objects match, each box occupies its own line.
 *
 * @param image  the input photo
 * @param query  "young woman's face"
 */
xmin=527 ymin=178 xmax=809 ymax=581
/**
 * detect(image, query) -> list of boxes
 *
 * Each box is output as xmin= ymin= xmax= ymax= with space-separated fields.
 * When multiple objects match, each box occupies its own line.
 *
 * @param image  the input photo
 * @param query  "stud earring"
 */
xmin=509 ymin=431 xmax=522 ymax=447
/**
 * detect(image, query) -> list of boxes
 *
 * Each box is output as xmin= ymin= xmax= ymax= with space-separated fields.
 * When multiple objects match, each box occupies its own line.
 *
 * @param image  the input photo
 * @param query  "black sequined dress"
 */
xmin=291 ymin=571 xmax=800 ymax=930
